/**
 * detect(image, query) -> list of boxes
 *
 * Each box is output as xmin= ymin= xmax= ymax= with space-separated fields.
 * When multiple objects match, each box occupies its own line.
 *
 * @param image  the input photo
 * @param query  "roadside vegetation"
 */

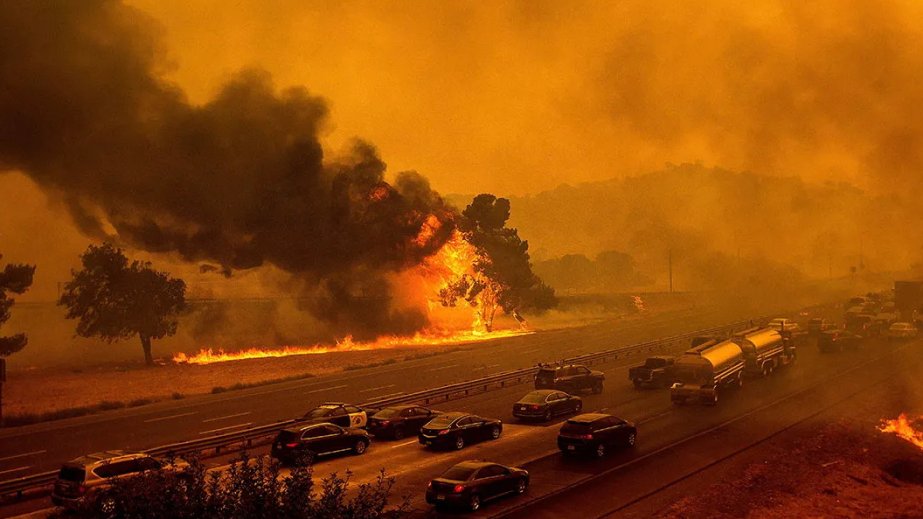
xmin=56 ymin=453 xmax=406 ymax=519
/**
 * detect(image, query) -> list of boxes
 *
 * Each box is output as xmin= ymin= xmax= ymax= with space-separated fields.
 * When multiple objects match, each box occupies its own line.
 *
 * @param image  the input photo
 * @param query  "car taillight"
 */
xmin=576 ymin=433 xmax=593 ymax=440
xmin=285 ymin=442 xmax=300 ymax=448
xmin=380 ymin=420 xmax=390 ymax=426
xmin=438 ymin=429 xmax=450 ymax=435
xmin=77 ymin=485 xmax=87 ymax=495
xmin=530 ymin=405 xmax=541 ymax=410
xmin=453 ymin=484 xmax=465 ymax=493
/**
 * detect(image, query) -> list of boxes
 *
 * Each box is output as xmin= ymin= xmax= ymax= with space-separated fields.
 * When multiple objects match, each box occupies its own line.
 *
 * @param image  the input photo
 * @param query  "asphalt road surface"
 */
xmin=0 ymin=304 xmax=756 ymax=498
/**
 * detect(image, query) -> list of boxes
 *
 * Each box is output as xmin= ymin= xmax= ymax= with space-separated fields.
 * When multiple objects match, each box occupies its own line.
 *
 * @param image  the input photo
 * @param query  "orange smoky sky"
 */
xmin=127 ymin=0 xmax=923 ymax=194
xmin=3 ymin=0 xmax=923 ymax=301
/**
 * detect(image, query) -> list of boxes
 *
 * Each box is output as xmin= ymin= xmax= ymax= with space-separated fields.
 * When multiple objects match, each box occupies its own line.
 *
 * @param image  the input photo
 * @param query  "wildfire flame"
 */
xmin=173 ymin=328 xmax=528 ymax=365
xmin=878 ymin=413 xmax=923 ymax=450
xmin=173 ymin=226 xmax=530 ymax=366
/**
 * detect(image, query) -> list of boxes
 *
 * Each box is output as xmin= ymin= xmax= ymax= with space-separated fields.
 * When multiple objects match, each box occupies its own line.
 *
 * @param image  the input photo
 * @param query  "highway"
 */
xmin=0 ymin=304 xmax=748 ymax=488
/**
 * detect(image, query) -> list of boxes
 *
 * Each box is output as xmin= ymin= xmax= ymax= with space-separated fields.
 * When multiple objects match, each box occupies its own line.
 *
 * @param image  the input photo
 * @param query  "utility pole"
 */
xmin=668 ymin=249 xmax=673 ymax=294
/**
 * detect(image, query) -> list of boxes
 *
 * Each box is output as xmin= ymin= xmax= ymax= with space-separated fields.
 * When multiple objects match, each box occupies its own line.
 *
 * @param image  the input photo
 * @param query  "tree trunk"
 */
xmin=140 ymin=334 xmax=153 ymax=366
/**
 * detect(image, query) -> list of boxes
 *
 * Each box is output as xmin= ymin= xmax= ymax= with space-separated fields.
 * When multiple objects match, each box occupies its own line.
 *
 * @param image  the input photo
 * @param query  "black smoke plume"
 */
xmin=0 ymin=1 xmax=456 ymax=338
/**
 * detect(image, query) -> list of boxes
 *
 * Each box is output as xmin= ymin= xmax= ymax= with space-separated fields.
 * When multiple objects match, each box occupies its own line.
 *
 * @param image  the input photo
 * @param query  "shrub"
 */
xmin=60 ymin=452 xmax=407 ymax=519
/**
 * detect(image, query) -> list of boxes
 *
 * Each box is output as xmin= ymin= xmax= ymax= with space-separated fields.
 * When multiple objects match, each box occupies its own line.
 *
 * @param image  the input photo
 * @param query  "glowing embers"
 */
xmin=172 ymin=328 xmax=529 ymax=365
xmin=878 ymin=413 xmax=923 ymax=450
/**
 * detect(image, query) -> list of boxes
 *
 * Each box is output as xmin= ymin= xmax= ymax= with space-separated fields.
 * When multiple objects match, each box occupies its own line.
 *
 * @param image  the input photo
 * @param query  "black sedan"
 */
xmin=367 ymin=405 xmax=440 ymax=440
xmin=418 ymin=412 xmax=502 ymax=450
xmin=271 ymin=423 xmax=370 ymax=465
xmin=512 ymin=390 xmax=582 ymax=421
xmin=425 ymin=461 xmax=529 ymax=511
xmin=557 ymin=413 xmax=637 ymax=458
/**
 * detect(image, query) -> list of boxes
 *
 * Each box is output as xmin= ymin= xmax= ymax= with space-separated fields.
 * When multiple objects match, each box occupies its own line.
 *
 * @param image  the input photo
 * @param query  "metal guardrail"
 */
xmin=0 ymin=315 xmax=767 ymax=500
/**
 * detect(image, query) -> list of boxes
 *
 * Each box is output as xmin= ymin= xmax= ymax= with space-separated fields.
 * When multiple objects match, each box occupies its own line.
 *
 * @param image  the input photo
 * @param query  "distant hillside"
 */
xmin=448 ymin=163 xmax=920 ymax=292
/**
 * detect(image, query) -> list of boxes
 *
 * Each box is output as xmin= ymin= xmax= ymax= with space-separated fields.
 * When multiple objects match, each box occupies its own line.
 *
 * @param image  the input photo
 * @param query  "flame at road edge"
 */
xmin=878 ymin=413 xmax=923 ymax=450
xmin=172 ymin=328 xmax=532 ymax=365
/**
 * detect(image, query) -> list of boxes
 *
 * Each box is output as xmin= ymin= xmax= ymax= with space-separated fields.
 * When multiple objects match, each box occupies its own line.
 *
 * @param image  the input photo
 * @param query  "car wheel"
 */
xmin=595 ymin=443 xmax=606 ymax=458
xmin=633 ymin=379 xmax=643 ymax=389
xmin=516 ymin=477 xmax=528 ymax=494
xmin=353 ymin=440 xmax=368 ymax=455
xmin=392 ymin=427 xmax=406 ymax=440
xmin=469 ymin=494 xmax=481 ymax=511
xmin=592 ymin=382 xmax=603 ymax=394
xmin=543 ymin=409 xmax=552 ymax=421
xmin=574 ymin=401 xmax=583 ymax=413
xmin=455 ymin=435 xmax=465 ymax=450
xmin=626 ymin=432 xmax=636 ymax=448
xmin=490 ymin=426 xmax=501 ymax=440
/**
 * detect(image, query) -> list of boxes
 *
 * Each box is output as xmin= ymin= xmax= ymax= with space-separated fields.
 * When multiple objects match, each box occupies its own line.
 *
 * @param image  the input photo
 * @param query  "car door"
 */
xmin=474 ymin=465 xmax=504 ymax=499
xmin=326 ymin=407 xmax=349 ymax=427
xmin=547 ymin=392 xmax=563 ymax=415
xmin=575 ymin=366 xmax=592 ymax=391
xmin=313 ymin=424 xmax=347 ymax=454
xmin=455 ymin=416 xmax=476 ymax=441
xmin=405 ymin=407 xmax=426 ymax=432
xmin=344 ymin=405 xmax=367 ymax=428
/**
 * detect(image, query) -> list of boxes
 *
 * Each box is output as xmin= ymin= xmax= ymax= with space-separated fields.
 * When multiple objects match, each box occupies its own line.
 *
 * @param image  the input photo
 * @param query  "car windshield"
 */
xmin=304 ymin=407 xmax=333 ymax=419
xmin=58 ymin=466 xmax=86 ymax=482
xmin=426 ymin=414 xmax=459 ymax=428
xmin=519 ymin=392 xmax=548 ymax=404
xmin=440 ymin=465 xmax=477 ymax=481
xmin=373 ymin=408 xmax=400 ymax=419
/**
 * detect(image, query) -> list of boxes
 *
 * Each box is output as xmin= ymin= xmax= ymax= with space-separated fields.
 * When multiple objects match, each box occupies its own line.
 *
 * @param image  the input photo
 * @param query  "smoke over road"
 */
xmin=0 ymin=1 xmax=458 ymax=337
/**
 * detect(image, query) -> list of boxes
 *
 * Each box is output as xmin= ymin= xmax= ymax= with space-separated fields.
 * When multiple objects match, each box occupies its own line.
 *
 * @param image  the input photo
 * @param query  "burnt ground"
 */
xmin=647 ymin=349 xmax=923 ymax=519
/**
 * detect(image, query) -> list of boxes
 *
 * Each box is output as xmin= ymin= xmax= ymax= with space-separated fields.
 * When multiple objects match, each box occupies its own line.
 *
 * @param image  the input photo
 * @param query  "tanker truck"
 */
xmin=732 ymin=327 xmax=796 ymax=377
xmin=670 ymin=338 xmax=746 ymax=406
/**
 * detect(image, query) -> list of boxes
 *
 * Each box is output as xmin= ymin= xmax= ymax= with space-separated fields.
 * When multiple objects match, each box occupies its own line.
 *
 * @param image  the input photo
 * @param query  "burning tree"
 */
xmin=439 ymin=194 xmax=556 ymax=331
xmin=0 ymin=254 xmax=35 ymax=356
xmin=59 ymin=244 xmax=187 ymax=366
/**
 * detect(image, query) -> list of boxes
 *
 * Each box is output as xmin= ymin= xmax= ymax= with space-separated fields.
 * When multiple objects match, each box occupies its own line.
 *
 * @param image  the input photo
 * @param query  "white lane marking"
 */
xmin=369 ymin=392 xmax=404 ymax=400
xmin=305 ymin=384 xmax=348 ymax=394
xmin=427 ymin=364 xmax=459 ymax=371
xmin=486 ymin=364 xmax=501 ymax=368
xmin=0 ymin=466 xmax=30 ymax=476
xmin=199 ymin=422 xmax=253 ymax=435
xmin=390 ymin=440 xmax=417 ymax=449
xmin=0 ymin=450 xmax=45 ymax=462
xmin=143 ymin=412 xmax=197 ymax=423
xmin=519 ymin=348 xmax=540 ymax=355
xmin=202 ymin=412 xmax=252 ymax=423
xmin=360 ymin=384 xmax=396 ymax=393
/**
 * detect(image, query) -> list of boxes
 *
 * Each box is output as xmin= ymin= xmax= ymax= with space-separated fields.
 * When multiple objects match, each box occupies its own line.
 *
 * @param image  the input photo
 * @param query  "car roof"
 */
xmin=438 ymin=411 xmax=469 ymax=420
xmin=381 ymin=404 xmax=415 ymax=411
xmin=525 ymin=389 xmax=557 ymax=396
xmin=451 ymin=460 xmax=496 ymax=470
xmin=568 ymin=413 xmax=612 ymax=423
xmin=69 ymin=450 xmax=143 ymax=466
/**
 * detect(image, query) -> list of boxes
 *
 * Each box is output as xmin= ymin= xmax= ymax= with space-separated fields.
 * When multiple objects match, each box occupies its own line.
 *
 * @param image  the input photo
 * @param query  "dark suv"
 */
xmin=534 ymin=364 xmax=604 ymax=394
xmin=271 ymin=423 xmax=370 ymax=465
xmin=557 ymin=413 xmax=636 ymax=458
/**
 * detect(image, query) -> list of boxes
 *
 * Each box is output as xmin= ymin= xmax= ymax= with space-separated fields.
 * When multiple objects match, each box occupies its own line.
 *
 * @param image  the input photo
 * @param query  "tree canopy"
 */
xmin=440 ymin=194 xmax=556 ymax=330
xmin=0 ymin=254 xmax=35 ymax=357
xmin=59 ymin=244 xmax=186 ymax=365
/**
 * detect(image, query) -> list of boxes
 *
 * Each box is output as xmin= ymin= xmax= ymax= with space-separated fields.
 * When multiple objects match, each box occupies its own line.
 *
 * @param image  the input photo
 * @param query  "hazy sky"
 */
xmin=4 ymin=0 xmax=923 ymax=302
xmin=124 ymin=0 xmax=923 ymax=195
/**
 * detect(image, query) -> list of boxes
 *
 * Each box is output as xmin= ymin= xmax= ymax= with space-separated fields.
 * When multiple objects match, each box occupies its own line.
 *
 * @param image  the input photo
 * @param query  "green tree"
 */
xmin=59 ymin=244 xmax=186 ymax=365
xmin=440 ymin=194 xmax=556 ymax=330
xmin=0 ymin=254 xmax=35 ymax=356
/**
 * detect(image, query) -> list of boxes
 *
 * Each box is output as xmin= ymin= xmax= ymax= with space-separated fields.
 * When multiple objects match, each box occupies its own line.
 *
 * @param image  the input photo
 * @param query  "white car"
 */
xmin=767 ymin=318 xmax=800 ymax=333
xmin=887 ymin=322 xmax=918 ymax=340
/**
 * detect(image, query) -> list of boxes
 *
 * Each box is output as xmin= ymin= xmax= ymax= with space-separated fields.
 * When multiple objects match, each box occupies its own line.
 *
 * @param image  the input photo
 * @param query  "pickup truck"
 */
xmin=628 ymin=356 xmax=676 ymax=388
xmin=535 ymin=364 xmax=605 ymax=394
